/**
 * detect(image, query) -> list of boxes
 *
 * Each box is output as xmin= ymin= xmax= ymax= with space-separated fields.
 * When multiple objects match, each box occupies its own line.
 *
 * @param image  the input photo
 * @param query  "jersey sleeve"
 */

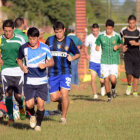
xmin=117 ymin=34 xmax=123 ymax=44
xmin=77 ymin=37 xmax=83 ymax=46
xmin=95 ymin=35 xmax=101 ymax=46
xmin=45 ymin=46 xmax=52 ymax=60
xmin=18 ymin=46 xmax=25 ymax=59
xmin=69 ymin=39 xmax=80 ymax=55
xmin=84 ymin=36 xmax=90 ymax=47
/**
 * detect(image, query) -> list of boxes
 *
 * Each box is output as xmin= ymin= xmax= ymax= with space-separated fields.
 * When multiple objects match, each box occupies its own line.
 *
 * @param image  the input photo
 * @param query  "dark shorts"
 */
xmin=124 ymin=56 xmax=140 ymax=78
xmin=2 ymin=75 xmax=23 ymax=94
xmin=24 ymin=84 xmax=48 ymax=101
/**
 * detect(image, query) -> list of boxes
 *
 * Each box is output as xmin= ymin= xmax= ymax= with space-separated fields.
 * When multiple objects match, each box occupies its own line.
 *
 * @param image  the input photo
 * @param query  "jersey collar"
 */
xmin=28 ymin=41 xmax=40 ymax=49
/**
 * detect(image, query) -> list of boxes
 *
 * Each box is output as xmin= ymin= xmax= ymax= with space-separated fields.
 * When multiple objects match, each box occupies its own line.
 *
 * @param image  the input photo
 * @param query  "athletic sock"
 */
xmin=26 ymin=107 xmax=35 ymax=116
xmin=5 ymin=96 xmax=14 ymax=119
xmin=36 ymin=110 xmax=45 ymax=126
xmin=107 ymin=92 xmax=111 ymax=98
xmin=17 ymin=96 xmax=24 ymax=109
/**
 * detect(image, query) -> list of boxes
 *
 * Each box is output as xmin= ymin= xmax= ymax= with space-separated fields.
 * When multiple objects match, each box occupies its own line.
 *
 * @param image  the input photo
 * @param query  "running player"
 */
xmin=85 ymin=23 xmax=105 ymax=99
xmin=120 ymin=15 xmax=140 ymax=96
xmin=17 ymin=27 xmax=54 ymax=131
xmin=0 ymin=19 xmax=26 ymax=125
xmin=46 ymin=21 xmax=80 ymax=124
xmin=96 ymin=19 xmax=123 ymax=102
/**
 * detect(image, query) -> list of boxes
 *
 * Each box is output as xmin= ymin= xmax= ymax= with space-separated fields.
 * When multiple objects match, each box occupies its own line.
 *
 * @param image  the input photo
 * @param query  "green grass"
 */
xmin=0 ymin=73 xmax=140 ymax=140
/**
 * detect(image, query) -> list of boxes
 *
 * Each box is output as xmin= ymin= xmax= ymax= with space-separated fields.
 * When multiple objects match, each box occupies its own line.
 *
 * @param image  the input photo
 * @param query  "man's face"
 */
xmin=106 ymin=26 xmax=114 ymax=35
xmin=128 ymin=19 xmax=136 ymax=29
xmin=28 ymin=36 xmax=39 ymax=47
xmin=54 ymin=28 xmax=65 ymax=40
xmin=92 ymin=28 xmax=100 ymax=37
xmin=3 ymin=27 xmax=14 ymax=39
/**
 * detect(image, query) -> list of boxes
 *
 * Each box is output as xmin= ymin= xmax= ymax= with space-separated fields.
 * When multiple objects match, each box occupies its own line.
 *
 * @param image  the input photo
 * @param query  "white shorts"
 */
xmin=101 ymin=64 xmax=118 ymax=78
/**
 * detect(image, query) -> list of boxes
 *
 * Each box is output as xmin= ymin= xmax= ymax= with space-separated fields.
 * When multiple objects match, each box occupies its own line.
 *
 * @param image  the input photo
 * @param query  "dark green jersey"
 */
xmin=0 ymin=34 xmax=25 ymax=70
xmin=96 ymin=31 xmax=123 ymax=64
xmin=14 ymin=28 xmax=28 ymax=42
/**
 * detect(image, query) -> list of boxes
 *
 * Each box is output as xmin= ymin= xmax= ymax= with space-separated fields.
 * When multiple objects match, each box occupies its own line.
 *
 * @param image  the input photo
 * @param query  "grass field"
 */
xmin=0 ymin=73 xmax=140 ymax=140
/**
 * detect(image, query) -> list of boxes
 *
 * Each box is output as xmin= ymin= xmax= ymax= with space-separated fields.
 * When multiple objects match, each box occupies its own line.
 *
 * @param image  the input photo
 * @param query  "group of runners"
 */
xmin=0 ymin=14 xmax=139 ymax=131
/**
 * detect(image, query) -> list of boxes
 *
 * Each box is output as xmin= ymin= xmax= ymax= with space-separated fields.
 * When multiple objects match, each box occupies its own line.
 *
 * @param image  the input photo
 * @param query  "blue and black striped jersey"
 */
xmin=46 ymin=35 xmax=80 ymax=76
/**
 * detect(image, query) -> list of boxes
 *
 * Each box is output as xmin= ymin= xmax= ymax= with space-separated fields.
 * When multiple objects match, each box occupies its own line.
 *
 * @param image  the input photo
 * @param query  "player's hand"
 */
xmin=0 ymin=59 xmax=3 ymax=66
xmin=113 ymin=45 xmax=118 ymax=51
xmin=129 ymin=40 xmax=137 ymax=46
xmin=22 ymin=66 xmax=28 ymax=73
xmin=122 ymin=45 xmax=128 ymax=52
xmin=67 ymin=54 xmax=73 ymax=62
xmin=38 ymin=63 xmax=46 ymax=69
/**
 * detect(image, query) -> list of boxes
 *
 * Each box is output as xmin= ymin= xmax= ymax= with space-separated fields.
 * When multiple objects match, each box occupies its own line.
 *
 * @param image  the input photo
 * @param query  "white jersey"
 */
xmin=85 ymin=33 xmax=102 ymax=63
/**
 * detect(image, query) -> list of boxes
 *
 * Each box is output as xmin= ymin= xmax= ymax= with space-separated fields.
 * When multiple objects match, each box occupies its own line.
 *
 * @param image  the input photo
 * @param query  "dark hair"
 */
xmin=92 ymin=23 xmax=99 ymax=28
xmin=27 ymin=27 xmax=40 ymax=37
xmin=105 ymin=19 xmax=114 ymax=27
xmin=15 ymin=17 xmax=24 ymax=28
xmin=128 ymin=15 xmax=136 ymax=22
xmin=53 ymin=21 xmax=65 ymax=30
xmin=3 ymin=19 xmax=14 ymax=29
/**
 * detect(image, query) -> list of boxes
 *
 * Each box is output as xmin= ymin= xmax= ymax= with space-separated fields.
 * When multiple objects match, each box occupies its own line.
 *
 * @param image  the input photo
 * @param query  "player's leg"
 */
xmin=1 ymin=75 xmax=14 ymax=125
xmin=24 ymin=85 xmax=36 ymax=128
xmin=60 ymin=74 xmax=71 ymax=124
xmin=49 ymin=76 xmax=62 ymax=112
xmin=124 ymin=57 xmax=133 ymax=95
xmin=101 ymin=64 xmax=111 ymax=102
xmin=89 ymin=62 xmax=98 ymax=99
xmin=110 ymin=64 xmax=118 ymax=98
xmin=35 ymin=84 xmax=48 ymax=131
xmin=13 ymin=76 xmax=26 ymax=120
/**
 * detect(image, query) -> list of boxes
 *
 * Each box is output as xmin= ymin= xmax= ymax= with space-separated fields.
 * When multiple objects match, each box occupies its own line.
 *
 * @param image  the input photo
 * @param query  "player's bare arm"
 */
xmin=38 ymin=58 xmax=54 ymax=69
xmin=113 ymin=44 xmax=122 ymax=51
xmin=67 ymin=53 xmax=80 ymax=62
xmin=84 ymin=46 xmax=90 ymax=60
xmin=0 ymin=53 xmax=3 ymax=66
xmin=17 ymin=58 xmax=28 ymax=73
xmin=129 ymin=40 xmax=140 ymax=46
xmin=96 ymin=45 xmax=100 ymax=51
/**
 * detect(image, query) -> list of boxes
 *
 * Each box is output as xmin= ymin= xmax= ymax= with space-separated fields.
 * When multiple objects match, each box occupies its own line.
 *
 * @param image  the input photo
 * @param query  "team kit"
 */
xmin=0 ymin=15 xmax=140 ymax=131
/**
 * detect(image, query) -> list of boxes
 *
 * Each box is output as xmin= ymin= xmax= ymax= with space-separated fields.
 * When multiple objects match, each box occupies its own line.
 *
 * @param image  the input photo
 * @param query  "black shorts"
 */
xmin=24 ymin=84 xmax=48 ymax=101
xmin=124 ymin=56 xmax=140 ymax=78
xmin=1 ymin=75 xmax=23 ymax=94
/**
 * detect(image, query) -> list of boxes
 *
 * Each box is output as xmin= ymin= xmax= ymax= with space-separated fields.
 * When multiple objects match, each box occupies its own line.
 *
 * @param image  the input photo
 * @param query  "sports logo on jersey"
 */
xmin=112 ymin=40 xmax=116 ymax=44
xmin=57 ymin=44 xmax=61 ymax=49
xmin=65 ymin=46 xmax=69 ymax=51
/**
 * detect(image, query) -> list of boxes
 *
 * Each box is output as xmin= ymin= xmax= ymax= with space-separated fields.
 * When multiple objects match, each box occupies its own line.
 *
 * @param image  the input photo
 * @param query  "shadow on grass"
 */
xmin=0 ymin=119 xmax=31 ymax=130
xmin=43 ymin=116 xmax=60 ymax=122
xmin=69 ymin=94 xmax=106 ymax=102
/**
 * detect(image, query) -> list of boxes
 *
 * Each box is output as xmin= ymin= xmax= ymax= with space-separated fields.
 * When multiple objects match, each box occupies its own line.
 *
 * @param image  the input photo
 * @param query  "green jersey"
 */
xmin=96 ymin=31 xmax=123 ymax=64
xmin=14 ymin=28 xmax=28 ymax=42
xmin=0 ymin=34 xmax=25 ymax=70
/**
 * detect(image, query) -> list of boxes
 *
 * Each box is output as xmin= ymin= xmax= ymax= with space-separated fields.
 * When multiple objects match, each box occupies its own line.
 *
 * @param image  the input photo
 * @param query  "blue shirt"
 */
xmin=18 ymin=42 xmax=52 ymax=85
xmin=46 ymin=35 xmax=80 ymax=77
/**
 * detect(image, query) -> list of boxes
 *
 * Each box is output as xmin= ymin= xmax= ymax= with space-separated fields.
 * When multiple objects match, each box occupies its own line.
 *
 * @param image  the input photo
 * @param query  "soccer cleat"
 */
xmin=8 ymin=119 xmax=14 ymax=126
xmin=112 ymin=89 xmax=117 ymax=98
xmin=35 ymin=125 xmax=41 ymax=131
xmin=101 ymin=86 xmax=106 ymax=96
xmin=19 ymin=108 xmax=26 ymax=120
xmin=93 ymin=94 xmax=98 ymax=99
xmin=133 ymin=92 xmax=138 ymax=97
xmin=60 ymin=118 xmax=67 ymax=125
xmin=126 ymin=85 xmax=132 ymax=95
xmin=57 ymin=102 xmax=62 ymax=113
xmin=107 ymin=98 xmax=112 ymax=102
xmin=30 ymin=116 xmax=36 ymax=128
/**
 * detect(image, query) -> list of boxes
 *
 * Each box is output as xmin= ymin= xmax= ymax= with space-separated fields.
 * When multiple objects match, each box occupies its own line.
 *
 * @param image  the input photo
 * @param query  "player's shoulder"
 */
xmin=136 ymin=27 xmax=140 ymax=32
xmin=14 ymin=33 xmax=24 ymax=40
xmin=114 ymin=31 xmax=121 ymax=37
xmin=120 ymin=26 xmax=127 ymax=33
xmin=20 ymin=42 xmax=28 ymax=48
xmin=98 ymin=31 xmax=105 ymax=37
xmin=40 ymin=42 xmax=50 ymax=51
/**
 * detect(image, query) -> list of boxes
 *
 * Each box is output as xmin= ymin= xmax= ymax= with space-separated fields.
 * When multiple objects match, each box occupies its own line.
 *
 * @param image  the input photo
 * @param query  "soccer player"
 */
xmin=68 ymin=26 xmax=83 ymax=85
xmin=120 ymin=15 xmax=140 ymax=96
xmin=14 ymin=17 xmax=28 ymax=42
xmin=46 ymin=21 xmax=80 ymax=124
xmin=85 ymin=23 xmax=105 ymax=99
xmin=96 ymin=19 xmax=123 ymax=102
xmin=0 ymin=19 xmax=26 ymax=125
xmin=17 ymin=27 xmax=54 ymax=131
